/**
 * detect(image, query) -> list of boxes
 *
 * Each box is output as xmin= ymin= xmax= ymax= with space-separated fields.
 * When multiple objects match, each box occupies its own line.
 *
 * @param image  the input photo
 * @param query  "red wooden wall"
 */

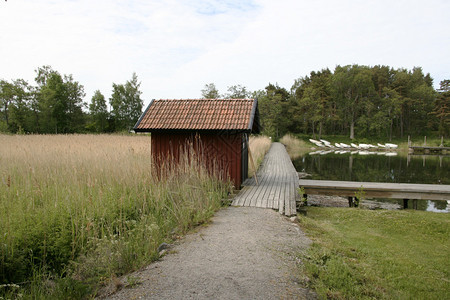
xmin=151 ymin=132 xmax=244 ymax=188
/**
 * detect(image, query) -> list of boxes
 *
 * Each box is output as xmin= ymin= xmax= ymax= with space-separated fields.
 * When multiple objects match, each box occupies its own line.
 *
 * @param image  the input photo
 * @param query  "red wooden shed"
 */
xmin=133 ymin=99 xmax=261 ymax=188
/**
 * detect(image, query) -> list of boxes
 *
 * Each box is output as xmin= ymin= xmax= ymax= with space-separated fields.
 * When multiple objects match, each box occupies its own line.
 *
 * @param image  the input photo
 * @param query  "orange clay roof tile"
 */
xmin=134 ymin=99 xmax=259 ymax=133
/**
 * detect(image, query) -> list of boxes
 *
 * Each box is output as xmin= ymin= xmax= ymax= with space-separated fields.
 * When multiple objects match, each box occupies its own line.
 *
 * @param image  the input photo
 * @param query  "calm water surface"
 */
xmin=293 ymin=151 xmax=450 ymax=212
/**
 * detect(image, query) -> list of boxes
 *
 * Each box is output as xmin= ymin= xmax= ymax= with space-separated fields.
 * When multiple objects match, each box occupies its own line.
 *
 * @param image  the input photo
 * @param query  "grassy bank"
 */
xmin=0 ymin=134 xmax=232 ymax=298
xmin=298 ymin=207 xmax=449 ymax=299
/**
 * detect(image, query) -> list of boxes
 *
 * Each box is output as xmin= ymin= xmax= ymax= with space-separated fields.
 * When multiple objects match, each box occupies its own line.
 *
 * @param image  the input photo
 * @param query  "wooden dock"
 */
xmin=300 ymin=179 xmax=450 ymax=208
xmin=409 ymin=146 xmax=450 ymax=155
xmin=232 ymin=142 xmax=298 ymax=216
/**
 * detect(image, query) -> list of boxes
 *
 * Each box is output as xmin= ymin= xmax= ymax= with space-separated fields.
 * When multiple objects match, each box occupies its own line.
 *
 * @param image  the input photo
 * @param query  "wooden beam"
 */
xmin=300 ymin=180 xmax=450 ymax=202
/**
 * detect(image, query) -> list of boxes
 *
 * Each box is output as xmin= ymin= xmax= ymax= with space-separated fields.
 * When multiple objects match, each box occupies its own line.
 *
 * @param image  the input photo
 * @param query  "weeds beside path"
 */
xmin=105 ymin=207 xmax=316 ymax=300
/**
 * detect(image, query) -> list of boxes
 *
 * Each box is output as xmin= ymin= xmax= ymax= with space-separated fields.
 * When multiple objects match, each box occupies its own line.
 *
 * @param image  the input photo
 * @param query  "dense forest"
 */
xmin=254 ymin=65 xmax=449 ymax=140
xmin=1 ymin=64 xmax=449 ymax=140
xmin=0 ymin=66 xmax=143 ymax=134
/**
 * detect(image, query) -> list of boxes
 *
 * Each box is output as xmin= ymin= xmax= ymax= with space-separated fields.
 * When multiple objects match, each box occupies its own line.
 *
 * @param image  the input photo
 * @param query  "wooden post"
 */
xmin=441 ymin=136 xmax=444 ymax=147
xmin=424 ymin=136 xmax=427 ymax=146
xmin=403 ymin=199 xmax=409 ymax=209
xmin=408 ymin=135 xmax=411 ymax=147
xmin=348 ymin=197 xmax=354 ymax=207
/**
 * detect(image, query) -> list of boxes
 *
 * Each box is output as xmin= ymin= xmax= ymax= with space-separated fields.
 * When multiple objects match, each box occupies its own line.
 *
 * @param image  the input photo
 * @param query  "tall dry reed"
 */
xmin=279 ymin=134 xmax=309 ymax=159
xmin=248 ymin=135 xmax=271 ymax=175
xmin=0 ymin=134 xmax=231 ymax=298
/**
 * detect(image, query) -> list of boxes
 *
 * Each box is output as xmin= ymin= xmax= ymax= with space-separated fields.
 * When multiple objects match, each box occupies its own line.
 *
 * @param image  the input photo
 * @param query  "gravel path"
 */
xmin=102 ymin=207 xmax=316 ymax=299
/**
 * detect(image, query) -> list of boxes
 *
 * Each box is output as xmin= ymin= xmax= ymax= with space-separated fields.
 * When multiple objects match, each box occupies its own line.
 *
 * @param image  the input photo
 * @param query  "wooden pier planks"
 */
xmin=232 ymin=142 xmax=298 ymax=216
xmin=299 ymin=179 xmax=450 ymax=201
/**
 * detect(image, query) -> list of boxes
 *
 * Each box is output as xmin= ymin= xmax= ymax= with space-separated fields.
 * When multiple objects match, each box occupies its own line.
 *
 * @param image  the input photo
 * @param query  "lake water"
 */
xmin=292 ymin=150 xmax=450 ymax=212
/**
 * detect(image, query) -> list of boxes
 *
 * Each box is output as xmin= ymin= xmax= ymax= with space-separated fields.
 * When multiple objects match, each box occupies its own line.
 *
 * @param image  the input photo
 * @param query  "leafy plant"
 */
xmin=353 ymin=185 xmax=366 ymax=207
xmin=298 ymin=186 xmax=308 ymax=207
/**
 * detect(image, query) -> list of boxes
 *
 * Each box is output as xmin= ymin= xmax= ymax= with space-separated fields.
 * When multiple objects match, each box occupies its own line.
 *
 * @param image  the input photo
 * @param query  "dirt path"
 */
xmin=103 ymin=207 xmax=316 ymax=299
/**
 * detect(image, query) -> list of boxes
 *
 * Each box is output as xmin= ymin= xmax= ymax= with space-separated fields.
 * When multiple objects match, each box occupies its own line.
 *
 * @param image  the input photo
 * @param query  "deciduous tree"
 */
xmin=223 ymin=84 xmax=250 ymax=99
xmin=89 ymin=90 xmax=108 ymax=132
xmin=109 ymin=72 xmax=143 ymax=131
xmin=201 ymin=83 xmax=220 ymax=99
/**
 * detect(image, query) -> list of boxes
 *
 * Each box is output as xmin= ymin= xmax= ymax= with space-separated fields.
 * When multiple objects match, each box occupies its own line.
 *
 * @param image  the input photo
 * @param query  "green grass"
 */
xmin=0 ymin=135 xmax=232 ymax=299
xmin=298 ymin=207 xmax=450 ymax=299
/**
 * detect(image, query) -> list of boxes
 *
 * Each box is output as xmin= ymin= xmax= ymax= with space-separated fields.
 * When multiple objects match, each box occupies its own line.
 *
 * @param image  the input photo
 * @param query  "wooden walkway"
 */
xmin=300 ymin=179 xmax=450 ymax=208
xmin=232 ymin=142 xmax=298 ymax=216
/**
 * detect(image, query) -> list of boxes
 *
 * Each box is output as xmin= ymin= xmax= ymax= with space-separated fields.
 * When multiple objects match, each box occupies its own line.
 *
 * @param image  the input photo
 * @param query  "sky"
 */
xmin=1 ymin=0 xmax=449 ymax=108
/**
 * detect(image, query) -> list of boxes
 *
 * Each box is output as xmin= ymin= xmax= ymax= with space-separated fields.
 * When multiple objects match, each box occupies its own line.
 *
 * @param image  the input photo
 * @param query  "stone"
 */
xmin=158 ymin=242 xmax=171 ymax=253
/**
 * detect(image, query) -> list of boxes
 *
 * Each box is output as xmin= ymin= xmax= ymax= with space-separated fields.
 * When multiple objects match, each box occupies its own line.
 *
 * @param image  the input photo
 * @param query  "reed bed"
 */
xmin=279 ymin=134 xmax=309 ymax=160
xmin=0 ymin=134 xmax=231 ymax=298
xmin=248 ymin=135 xmax=271 ymax=176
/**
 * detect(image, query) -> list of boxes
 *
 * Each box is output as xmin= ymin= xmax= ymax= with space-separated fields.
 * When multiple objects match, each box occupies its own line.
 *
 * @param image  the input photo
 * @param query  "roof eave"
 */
xmin=133 ymin=99 xmax=154 ymax=131
xmin=249 ymin=98 xmax=261 ymax=134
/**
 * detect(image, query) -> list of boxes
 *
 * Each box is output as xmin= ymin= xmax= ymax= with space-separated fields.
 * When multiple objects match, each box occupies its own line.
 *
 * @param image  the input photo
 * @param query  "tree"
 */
xmin=432 ymin=80 xmax=450 ymax=136
xmin=375 ymin=86 xmax=402 ymax=140
xmin=333 ymin=65 xmax=375 ymax=139
xmin=201 ymin=83 xmax=220 ymax=99
xmin=34 ymin=65 xmax=86 ymax=133
xmin=88 ymin=90 xmax=108 ymax=132
xmin=223 ymin=84 xmax=250 ymax=99
xmin=64 ymin=74 xmax=86 ymax=132
xmin=257 ymin=83 xmax=290 ymax=138
xmin=0 ymin=80 xmax=14 ymax=131
xmin=109 ymin=72 xmax=143 ymax=131
xmin=9 ymin=79 xmax=33 ymax=133
xmin=299 ymin=70 xmax=332 ymax=138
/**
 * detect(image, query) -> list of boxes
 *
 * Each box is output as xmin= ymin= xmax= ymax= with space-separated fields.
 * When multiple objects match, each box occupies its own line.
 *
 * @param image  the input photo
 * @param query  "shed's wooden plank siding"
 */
xmin=151 ymin=132 xmax=243 ymax=188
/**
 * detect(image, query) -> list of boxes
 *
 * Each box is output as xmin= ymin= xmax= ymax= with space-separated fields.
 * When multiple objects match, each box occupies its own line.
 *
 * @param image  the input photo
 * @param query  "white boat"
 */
xmin=340 ymin=143 xmax=351 ymax=148
xmin=385 ymin=143 xmax=398 ymax=149
xmin=351 ymin=143 xmax=359 ymax=149
xmin=320 ymin=139 xmax=332 ymax=147
xmin=377 ymin=143 xmax=386 ymax=148
xmin=359 ymin=144 xmax=370 ymax=150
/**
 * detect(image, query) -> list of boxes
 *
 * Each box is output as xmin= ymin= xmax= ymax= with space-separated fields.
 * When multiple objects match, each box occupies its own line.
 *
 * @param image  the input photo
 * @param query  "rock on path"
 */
xmin=103 ymin=207 xmax=316 ymax=300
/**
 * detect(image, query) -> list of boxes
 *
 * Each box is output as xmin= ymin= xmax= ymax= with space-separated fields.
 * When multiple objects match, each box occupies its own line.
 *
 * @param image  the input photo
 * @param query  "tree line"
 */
xmin=2 ymin=64 xmax=448 ymax=139
xmin=0 ymin=66 xmax=143 ymax=134
xmin=203 ymin=65 xmax=449 ymax=140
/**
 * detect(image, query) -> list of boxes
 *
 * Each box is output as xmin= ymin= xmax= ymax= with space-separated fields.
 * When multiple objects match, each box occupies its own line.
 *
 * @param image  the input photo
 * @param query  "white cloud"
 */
xmin=0 ymin=0 xmax=449 ymax=106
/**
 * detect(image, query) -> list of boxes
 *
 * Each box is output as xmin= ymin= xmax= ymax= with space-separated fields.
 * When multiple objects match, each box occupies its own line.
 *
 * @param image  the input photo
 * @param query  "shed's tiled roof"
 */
xmin=134 ymin=99 xmax=260 ymax=133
